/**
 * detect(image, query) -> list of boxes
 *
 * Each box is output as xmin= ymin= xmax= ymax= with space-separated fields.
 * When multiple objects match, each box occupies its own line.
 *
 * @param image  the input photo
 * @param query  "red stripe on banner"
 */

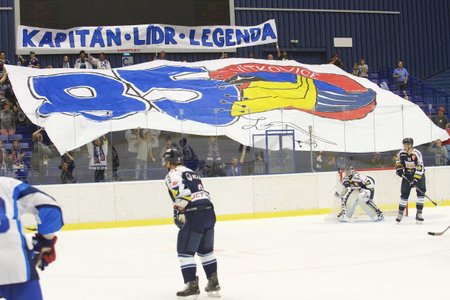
xmin=288 ymin=101 xmax=376 ymax=121
xmin=210 ymin=63 xmax=367 ymax=92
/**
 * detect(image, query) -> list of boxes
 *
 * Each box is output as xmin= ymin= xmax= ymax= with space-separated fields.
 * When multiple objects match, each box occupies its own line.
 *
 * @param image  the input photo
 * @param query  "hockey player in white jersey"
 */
xmin=0 ymin=177 xmax=63 ymax=300
xmin=336 ymin=166 xmax=384 ymax=222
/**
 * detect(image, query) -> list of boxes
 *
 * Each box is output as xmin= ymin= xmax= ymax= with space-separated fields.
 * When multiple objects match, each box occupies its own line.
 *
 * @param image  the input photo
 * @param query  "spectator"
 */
xmin=281 ymin=148 xmax=294 ymax=173
xmin=266 ymin=54 xmax=274 ymax=60
xmin=9 ymin=139 xmax=24 ymax=167
xmin=111 ymin=145 xmax=120 ymax=181
xmin=155 ymin=51 xmax=168 ymax=60
xmin=0 ymin=72 xmax=8 ymax=87
xmin=277 ymin=50 xmax=288 ymax=61
xmin=0 ymin=51 xmax=10 ymax=75
xmin=206 ymin=136 xmax=221 ymax=162
xmin=31 ymin=127 xmax=52 ymax=184
xmin=357 ymin=58 xmax=369 ymax=78
xmin=443 ymin=123 xmax=450 ymax=152
xmin=135 ymin=130 xmax=156 ymax=180
xmin=125 ymin=128 xmax=139 ymax=154
xmin=323 ymin=153 xmax=336 ymax=171
xmin=429 ymin=139 xmax=448 ymax=166
xmin=0 ymin=139 xmax=8 ymax=175
xmin=315 ymin=151 xmax=323 ymax=171
xmin=328 ymin=53 xmax=343 ymax=68
xmin=179 ymin=137 xmax=199 ymax=171
xmin=201 ymin=161 xmax=226 ymax=177
xmin=74 ymin=51 xmax=93 ymax=69
xmin=220 ymin=52 xmax=228 ymax=59
xmin=15 ymin=55 xmax=22 ymax=66
xmin=159 ymin=135 xmax=178 ymax=166
xmin=147 ymin=129 xmax=160 ymax=149
xmin=371 ymin=152 xmax=384 ymax=168
xmin=253 ymin=150 xmax=265 ymax=175
xmin=225 ymin=145 xmax=247 ymax=176
xmin=18 ymin=52 xmax=40 ymax=68
xmin=62 ymin=55 xmax=71 ymax=68
xmin=60 ymin=160 xmax=77 ymax=184
xmin=0 ymin=100 xmax=16 ymax=135
xmin=336 ymin=155 xmax=346 ymax=170
xmin=87 ymin=137 xmax=108 ymax=182
xmin=379 ymin=80 xmax=390 ymax=90
xmin=248 ymin=51 xmax=255 ymax=59
xmin=59 ymin=151 xmax=75 ymax=184
xmin=88 ymin=52 xmax=111 ymax=69
xmin=392 ymin=60 xmax=409 ymax=96
xmin=432 ymin=106 xmax=448 ymax=129
xmin=352 ymin=63 xmax=359 ymax=76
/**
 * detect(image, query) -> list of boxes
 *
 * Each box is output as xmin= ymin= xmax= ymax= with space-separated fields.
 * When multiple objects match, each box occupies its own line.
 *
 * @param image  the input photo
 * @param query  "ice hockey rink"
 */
xmin=39 ymin=206 xmax=450 ymax=300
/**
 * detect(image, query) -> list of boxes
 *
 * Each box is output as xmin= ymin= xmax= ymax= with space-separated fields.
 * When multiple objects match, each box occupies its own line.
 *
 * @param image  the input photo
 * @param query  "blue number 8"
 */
xmin=0 ymin=198 xmax=10 ymax=233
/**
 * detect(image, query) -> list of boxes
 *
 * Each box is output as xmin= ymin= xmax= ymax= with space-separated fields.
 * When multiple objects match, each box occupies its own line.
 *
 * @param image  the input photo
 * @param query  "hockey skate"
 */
xmin=416 ymin=211 xmax=424 ymax=224
xmin=337 ymin=209 xmax=346 ymax=222
xmin=205 ymin=272 xmax=221 ymax=298
xmin=395 ymin=211 xmax=404 ymax=223
xmin=375 ymin=210 xmax=384 ymax=222
xmin=177 ymin=277 xmax=200 ymax=299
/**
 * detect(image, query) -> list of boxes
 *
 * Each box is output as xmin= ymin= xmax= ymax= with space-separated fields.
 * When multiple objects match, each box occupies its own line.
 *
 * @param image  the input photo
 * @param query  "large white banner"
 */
xmin=6 ymin=59 xmax=449 ymax=154
xmin=16 ymin=20 xmax=277 ymax=54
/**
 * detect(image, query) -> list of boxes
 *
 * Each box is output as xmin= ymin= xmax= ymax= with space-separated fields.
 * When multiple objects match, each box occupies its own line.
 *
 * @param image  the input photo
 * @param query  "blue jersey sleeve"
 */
xmin=14 ymin=183 xmax=64 ymax=235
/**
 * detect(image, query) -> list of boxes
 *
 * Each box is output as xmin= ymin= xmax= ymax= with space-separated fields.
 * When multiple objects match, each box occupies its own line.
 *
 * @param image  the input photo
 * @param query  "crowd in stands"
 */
xmin=0 ymin=48 xmax=448 ymax=184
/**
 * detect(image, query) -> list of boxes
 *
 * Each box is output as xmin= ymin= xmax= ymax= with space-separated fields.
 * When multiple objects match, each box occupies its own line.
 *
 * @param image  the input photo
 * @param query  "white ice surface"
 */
xmin=40 ymin=207 xmax=450 ymax=300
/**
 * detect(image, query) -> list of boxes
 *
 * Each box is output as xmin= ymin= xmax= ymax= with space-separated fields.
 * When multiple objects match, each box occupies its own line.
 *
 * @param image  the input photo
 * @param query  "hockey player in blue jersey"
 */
xmin=0 ymin=177 xmax=63 ymax=300
xmin=163 ymin=148 xmax=221 ymax=299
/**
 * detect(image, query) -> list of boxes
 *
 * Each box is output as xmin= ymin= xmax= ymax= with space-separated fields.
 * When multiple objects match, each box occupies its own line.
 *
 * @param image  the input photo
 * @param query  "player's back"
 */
xmin=0 ymin=177 xmax=33 ymax=285
xmin=167 ymin=166 xmax=212 ymax=208
xmin=0 ymin=176 xmax=63 ymax=285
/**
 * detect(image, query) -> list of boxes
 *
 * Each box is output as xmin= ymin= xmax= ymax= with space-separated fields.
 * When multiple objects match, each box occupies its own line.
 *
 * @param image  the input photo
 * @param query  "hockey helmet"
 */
xmin=163 ymin=148 xmax=183 ymax=165
xmin=402 ymin=138 xmax=414 ymax=146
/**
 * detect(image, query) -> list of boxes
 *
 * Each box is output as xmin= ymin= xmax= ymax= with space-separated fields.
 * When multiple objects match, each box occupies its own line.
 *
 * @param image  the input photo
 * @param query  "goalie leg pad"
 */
xmin=358 ymin=200 xmax=379 ymax=220
xmin=344 ymin=192 xmax=358 ymax=219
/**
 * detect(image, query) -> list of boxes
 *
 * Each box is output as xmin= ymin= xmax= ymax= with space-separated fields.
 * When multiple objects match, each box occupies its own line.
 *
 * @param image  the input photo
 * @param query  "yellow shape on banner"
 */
xmin=231 ymin=75 xmax=317 ymax=116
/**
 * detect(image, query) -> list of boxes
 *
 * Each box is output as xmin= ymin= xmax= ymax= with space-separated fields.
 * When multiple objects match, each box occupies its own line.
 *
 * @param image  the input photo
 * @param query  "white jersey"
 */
xmin=343 ymin=172 xmax=375 ymax=191
xmin=165 ymin=165 xmax=211 ymax=208
xmin=0 ymin=177 xmax=63 ymax=285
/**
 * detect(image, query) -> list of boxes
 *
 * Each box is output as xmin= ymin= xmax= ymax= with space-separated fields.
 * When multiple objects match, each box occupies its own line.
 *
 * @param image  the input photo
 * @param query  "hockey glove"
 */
xmin=32 ymin=234 xmax=57 ymax=271
xmin=173 ymin=210 xmax=186 ymax=229
xmin=396 ymin=168 xmax=404 ymax=177
xmin=410 ymin=178 xmax=419 ymax=187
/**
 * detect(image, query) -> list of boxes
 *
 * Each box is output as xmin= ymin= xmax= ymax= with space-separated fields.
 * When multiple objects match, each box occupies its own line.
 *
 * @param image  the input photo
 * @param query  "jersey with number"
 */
xmin=343 ymin=172 xmax=375 ymax=191
xmin=0 ymin=177 xmax=63 ymax=285
xmin=396 ymin=148 xmax=425 ymax=179
xmin=165 ymin=165 xmax=212 ymax=208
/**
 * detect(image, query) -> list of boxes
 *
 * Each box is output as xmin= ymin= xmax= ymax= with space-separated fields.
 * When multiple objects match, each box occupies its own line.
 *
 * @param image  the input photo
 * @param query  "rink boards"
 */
xmin=36 ymin=167 xmax=450 ymax=230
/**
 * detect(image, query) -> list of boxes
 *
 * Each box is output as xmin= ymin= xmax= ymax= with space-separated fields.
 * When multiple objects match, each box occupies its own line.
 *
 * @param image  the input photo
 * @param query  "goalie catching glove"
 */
xmin=32 ymin=233 xmax=58 ymax=271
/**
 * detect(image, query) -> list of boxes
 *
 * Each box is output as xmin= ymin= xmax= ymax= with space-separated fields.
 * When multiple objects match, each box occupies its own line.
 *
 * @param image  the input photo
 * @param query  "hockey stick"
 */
xmin=401 ymin=175 xmax=437 ymax=206
xmin=428 ymin=225 xmax=450 ymax=236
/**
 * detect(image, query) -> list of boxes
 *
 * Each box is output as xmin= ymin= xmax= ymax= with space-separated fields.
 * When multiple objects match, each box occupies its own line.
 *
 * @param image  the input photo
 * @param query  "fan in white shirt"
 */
xmin=88 ymin=52 xmax=111 ymax=69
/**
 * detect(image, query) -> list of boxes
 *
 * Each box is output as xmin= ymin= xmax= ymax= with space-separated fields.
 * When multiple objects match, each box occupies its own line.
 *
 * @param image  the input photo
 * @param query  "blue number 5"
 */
xmin=0 ymin=198 xmax=10 ymax=233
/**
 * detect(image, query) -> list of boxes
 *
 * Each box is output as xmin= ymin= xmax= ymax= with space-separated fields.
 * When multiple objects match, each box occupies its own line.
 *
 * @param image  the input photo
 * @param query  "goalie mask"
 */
xmin=344 ymin=165 xmax=355 ymax=177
